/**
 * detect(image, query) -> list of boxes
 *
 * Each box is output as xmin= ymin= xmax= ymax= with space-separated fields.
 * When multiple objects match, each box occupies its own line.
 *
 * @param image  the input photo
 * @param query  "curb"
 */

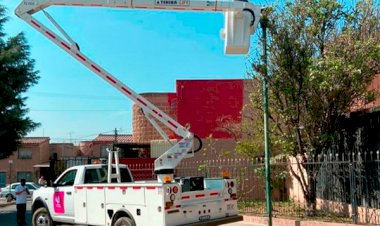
xmin=242 ymin=216 xmax=362 ymax=226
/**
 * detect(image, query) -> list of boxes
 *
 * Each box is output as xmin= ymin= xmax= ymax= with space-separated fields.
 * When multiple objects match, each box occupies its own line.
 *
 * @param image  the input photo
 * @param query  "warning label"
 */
xmin=155 ymin=0 xmax=190 ymax=6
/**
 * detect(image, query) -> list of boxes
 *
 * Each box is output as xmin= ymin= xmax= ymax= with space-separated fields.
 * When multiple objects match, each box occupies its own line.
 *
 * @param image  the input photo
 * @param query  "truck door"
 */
xmin=53 ymin=169 xmax=77 ymax=218
xmin=84 ymin=168 xmax=106 ymax=225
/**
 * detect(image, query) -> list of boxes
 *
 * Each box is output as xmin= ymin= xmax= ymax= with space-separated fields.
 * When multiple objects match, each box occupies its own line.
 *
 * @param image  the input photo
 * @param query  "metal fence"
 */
xmin=173 ymin=152 xmax=380 ymax=225
xmin=176 ymin=159 xmax=294 ymax=217
xmin=50 ymin=156 xmax=94 ymax=182
xmin=52 ymin=152 xmax=380 ymax=224
xmin=312 ymin=152 xmax=380 ymax=224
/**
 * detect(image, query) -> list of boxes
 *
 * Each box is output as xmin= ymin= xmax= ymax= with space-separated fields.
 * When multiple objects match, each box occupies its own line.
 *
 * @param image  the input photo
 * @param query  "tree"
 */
xmin=241 ymin=0 xmax=380 ymax=215
xmin=0 ymin=5 xmax=40 ymax=159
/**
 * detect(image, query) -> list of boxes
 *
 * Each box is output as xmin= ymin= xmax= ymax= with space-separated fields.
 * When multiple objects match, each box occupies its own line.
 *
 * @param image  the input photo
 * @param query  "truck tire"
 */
xmin=114 ymin=217 xmax=135 ymax=226
xmin=32 ymin=207 xmax=54 ymax=226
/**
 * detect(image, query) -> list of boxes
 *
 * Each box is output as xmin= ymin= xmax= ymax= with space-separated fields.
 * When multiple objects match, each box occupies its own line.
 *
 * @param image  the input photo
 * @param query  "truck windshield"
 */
xmin=56 ymin=170 xmax=77 ymax=186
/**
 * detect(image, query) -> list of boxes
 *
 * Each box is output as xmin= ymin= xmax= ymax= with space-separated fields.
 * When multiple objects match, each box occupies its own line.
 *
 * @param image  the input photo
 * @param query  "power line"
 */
xmin=30 ymin=127 xmax=130 ymax=145
xmin=48 ymin=129 xmax=129 ymax=143
xmin=27 ymin=91 xmax=126 ymax=100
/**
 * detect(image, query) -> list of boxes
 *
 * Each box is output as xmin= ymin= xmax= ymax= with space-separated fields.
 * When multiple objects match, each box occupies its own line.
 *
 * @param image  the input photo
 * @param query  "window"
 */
xmin=84 ymin=169 xmax=100 ymax=184
xmin=56 ymin=170 xmax=77 ymax=186
xmin=18 ymin=148 xmax=32 ymax=159
xmin=101 ymin=166 xmax=133 ymax=183
xmin=84 ymin=167 xmax=133 ymax=184
xmin=17 ymin=172 xmax=32 ymax=182
xmin=100 ymin=146 xmax=109 ymax=158
xmin=25 ymin=184 xmax=40 ymax=190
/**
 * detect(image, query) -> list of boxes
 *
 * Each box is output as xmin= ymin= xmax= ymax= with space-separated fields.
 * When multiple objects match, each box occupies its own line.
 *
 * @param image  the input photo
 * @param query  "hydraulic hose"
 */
xmin=243 ymin=8 xmax=255 ymax=26
xmin=188 ymin=134 xmax=202 ymax=154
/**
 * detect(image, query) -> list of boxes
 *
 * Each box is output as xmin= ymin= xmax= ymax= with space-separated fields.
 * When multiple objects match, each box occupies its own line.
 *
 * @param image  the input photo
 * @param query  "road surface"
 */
xmin=0 ymin=199 xmax=32 ymax=226
xmin=0 ymin=198 xmax=260 ymax=226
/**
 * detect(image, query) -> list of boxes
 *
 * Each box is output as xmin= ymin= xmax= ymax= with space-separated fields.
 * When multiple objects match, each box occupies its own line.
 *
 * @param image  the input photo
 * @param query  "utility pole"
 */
xmin=113 ymin=128 xmax=118 ymax=151
xmin=261 ymin=10 xmax=272 ymax=226
xmin=68 ymin=131 xmax=73 ymax=143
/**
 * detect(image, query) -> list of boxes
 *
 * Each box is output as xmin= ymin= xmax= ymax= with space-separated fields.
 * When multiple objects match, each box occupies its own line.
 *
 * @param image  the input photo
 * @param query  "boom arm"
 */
xmin=15 ymin=0 xmax=261 ymax=180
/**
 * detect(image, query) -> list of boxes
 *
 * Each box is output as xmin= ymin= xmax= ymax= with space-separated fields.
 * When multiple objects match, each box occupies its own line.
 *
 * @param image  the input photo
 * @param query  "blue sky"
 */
xmin=3 ymin=0 xmax=264 ymax=143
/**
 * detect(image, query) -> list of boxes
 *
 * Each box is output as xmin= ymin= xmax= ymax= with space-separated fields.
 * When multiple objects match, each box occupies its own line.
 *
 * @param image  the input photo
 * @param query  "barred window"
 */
xmin=17 ymin=171 xmax=32 ymax=182
xmin=18 ymin=148 xmax=32 ymax=159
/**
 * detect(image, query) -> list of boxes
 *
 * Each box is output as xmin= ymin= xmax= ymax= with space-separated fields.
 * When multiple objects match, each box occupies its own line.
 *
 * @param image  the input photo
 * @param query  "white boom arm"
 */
xmin=15 ymin=0 xmax=261 ymax=180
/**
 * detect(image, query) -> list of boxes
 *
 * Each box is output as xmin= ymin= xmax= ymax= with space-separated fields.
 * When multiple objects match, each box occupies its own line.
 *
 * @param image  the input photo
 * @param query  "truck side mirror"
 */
xmin=221 ymin=5 xmax=261 ymax=54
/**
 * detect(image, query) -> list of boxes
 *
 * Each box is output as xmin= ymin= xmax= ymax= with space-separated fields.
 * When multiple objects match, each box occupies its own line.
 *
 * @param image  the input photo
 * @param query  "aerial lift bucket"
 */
xmin=222 ymin=6 xmax=261 ymax=54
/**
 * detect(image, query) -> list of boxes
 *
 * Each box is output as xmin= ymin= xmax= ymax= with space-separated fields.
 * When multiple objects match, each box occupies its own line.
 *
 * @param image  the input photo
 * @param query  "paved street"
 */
xmin=0 ymin=198 xmax=260 ymax=226
xmin=0 ymin=199 xmax=32 ymax=226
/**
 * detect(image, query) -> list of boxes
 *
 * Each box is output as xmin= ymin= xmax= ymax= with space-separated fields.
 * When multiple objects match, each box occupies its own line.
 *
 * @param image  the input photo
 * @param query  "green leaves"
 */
xmin=0 ymin=4 xmax=40 ymax=159
xmin=244 ymin=0 xmax=379 ymax=211
xmin=264 ymin=0 xmax=379 ymax=156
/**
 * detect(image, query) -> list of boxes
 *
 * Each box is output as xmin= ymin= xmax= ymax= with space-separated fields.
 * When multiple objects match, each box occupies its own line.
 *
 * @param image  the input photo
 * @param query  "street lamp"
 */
xmin=261 ymin=8 xmax=272 ymax=226
xmin=8 ymin=160 xmax=13 ymax=183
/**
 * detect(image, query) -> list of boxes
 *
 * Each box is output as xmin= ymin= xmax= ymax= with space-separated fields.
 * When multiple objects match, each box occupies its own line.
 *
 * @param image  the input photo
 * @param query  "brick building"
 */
xmin=79 ymin=134 xmax=135 ymax=158
xmin=0 ymin=137 xmax=50 ymax=187
xmin=132 ymin=79 xmax=249 ymax=160
xmin=356 ymin=74 xmax=380 ymax=110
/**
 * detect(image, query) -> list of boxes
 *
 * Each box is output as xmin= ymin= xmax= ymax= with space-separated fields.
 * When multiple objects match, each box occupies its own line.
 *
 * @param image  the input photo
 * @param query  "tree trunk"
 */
xmin=305 ymin=176 xmax=317 ymax=216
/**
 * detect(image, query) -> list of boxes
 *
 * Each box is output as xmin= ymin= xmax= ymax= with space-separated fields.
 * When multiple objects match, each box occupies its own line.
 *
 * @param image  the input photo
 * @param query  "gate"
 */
xmin=313 ymin=152 xmax=380 ymax=224
xmin=49 ymin=156 xmax=95 ymax=183
xmin=314 ymin=151 xmax=380 ymax=224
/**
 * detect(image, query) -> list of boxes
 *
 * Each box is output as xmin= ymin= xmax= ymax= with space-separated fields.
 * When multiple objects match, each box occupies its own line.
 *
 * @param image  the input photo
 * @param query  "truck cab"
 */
xmin=31 ymin=164 xmax=133 ymax=225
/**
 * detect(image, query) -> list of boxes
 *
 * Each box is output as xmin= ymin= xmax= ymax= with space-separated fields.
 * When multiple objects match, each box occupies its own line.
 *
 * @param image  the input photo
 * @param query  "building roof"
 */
xmin=21 ymin=137 xmax=50 ymax=145
xmin=94 ymin=134 xmax=133 ymax=143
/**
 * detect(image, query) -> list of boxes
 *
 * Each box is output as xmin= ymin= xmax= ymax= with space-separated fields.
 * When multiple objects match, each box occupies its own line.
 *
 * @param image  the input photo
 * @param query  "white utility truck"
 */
xmin=15 ymin=0 xmax=261 ymax=225
xmin=31 ymin=160 xmax=240 ymax=226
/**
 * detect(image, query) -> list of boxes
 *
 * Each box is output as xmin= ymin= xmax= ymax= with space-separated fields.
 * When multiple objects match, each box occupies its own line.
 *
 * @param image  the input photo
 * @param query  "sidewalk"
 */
xmin=222 ymin=222 xmax=265 ymax=226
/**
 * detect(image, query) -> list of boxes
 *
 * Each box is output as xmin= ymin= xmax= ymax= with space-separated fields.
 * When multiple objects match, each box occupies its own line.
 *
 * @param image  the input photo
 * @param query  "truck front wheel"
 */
xmin=32 ymin=207 xmax=54 ymax=226
xmin=114 ymin=217 xmax=135 ymax=226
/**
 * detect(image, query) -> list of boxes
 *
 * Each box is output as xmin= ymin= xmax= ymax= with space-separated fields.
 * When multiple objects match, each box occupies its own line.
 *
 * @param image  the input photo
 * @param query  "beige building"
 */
xmin=0 ymin=137 xmax=50 ymax=186
xmin=0 ymin=134 xmax=135 ymax=187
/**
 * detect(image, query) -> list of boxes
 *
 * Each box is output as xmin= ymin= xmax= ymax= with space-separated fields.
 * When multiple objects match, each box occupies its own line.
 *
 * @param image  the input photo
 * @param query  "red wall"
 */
xmin=119 ymin=158 xmax=155 ymax=180
xmin=176 ymin=80 xmax=243 ymax=139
